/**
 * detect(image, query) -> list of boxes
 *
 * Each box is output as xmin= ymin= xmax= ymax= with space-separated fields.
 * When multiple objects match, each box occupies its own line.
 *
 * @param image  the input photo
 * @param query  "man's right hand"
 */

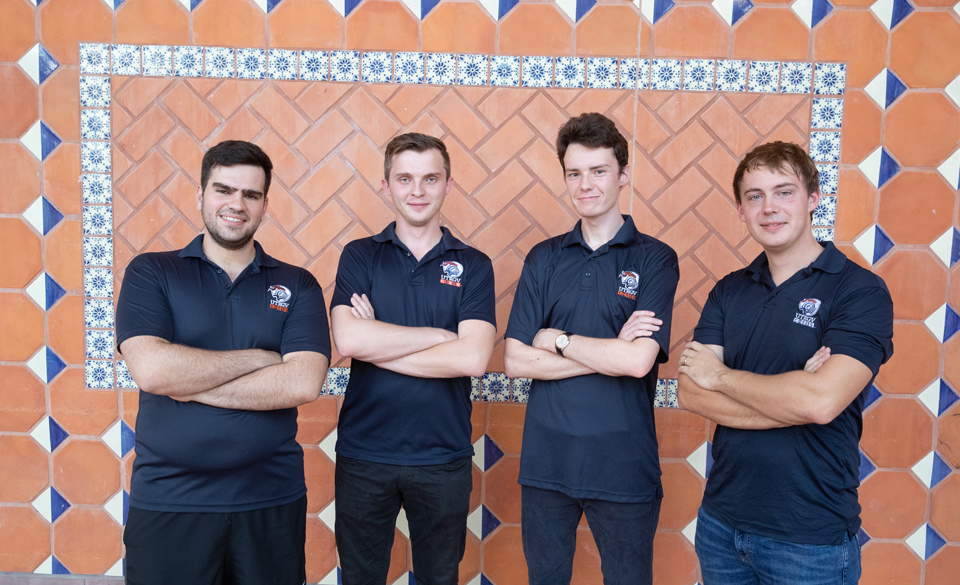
xmin=804 ymin=346 xmax=831 ymax=373
xmin=618 ymin=311 xmax=662 ymax=342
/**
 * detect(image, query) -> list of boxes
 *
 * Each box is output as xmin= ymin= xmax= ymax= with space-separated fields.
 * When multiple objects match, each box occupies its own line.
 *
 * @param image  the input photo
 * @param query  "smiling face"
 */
xmin=736 ymin=165 xmax=820 ymax=254
xmin=383 ymin=148 xmax=453 ymax=230
xmin=196 ymin=164 xmax=268 ymax=252
xmin=562 ymin=143 xmax=629 ymax=222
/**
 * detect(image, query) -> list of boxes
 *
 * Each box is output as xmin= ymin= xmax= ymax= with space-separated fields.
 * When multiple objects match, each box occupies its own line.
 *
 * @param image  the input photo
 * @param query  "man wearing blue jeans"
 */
xmin=505 ymin=113 xmax=679 ymax=584
xmin=678 ymin=141 xmax=894 ymax=584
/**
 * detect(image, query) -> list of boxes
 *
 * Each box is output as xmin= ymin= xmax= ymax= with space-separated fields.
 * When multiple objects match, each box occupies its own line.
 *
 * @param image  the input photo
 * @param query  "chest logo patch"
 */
xmin=618 ymin=270 xmax=639 ymax=300
xmin=793 ymin=298 xmax=821 ymax=328
xmin=268 ymin=285 xmax=292 ymax=312
xmin=440 ymin=261 xmax=463 ymax=287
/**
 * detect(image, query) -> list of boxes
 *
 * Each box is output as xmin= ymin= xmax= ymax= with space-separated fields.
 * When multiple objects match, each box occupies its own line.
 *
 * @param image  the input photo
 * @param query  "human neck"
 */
xmin=395 ymin=219 xmax=443 ymax=261
xmin=766 ymin=236 xmax=824 ymax=286
xmin=202 ymin=235 xmax=256 ymax=281
xmin=580 ymin=211 xmax=625 ymax=251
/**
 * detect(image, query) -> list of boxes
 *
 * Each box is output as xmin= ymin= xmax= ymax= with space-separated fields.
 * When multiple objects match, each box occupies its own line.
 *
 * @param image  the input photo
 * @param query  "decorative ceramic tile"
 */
xmin=619 ymin=58 xmax=650 ymax=90
xmin=80 ymin=110 xmax=110 ymax=140
xmin=116 ymin=360 xmax=137 ymax=389
xmin=142 ymin=45 xmax=172 ymax=76
xmin=859 ymin=146 xmax=900 ymax=189
xmin=395 ymin=52 xmax=424 ymax=84
xmin=82 ymin=173 xmax=112 ymax=205
xmin=666 ymin=379 xmax=679 ymax=408
xmin=813 ymin=228 xmax=834 ymax=242
xmin=812 ymin=98 xmax=844 ymax=129
xmin=813 ymin=196 xmax=837 ymax=226
xmin=748 ymin=61 xmax=780 ymax=92
xmin=83 ymin=236 xmax=113 ymax=267
xmin=204 ymin=47 xmax=235 ymax=78
xmin=854 ymin=224 xmax=894 ymax=265
xmin=780 ymin=62 xmax=812 ymax=94
xmin=330 ymin=51 xmax=360 ymax=83
xmin=810 ymin=131 xmax=841 ymax=162
xmin=817 ymin=164 xmax=839 ymax=194
xmin=470 ymin=377 xmax=481 ymax=401
xmin=655 ymin=379 xmax=667 ymax=408
xmin=299 ymin=51 xmax=328 ymax=81
xmin=86 ymin=329 xmax=115 ymax=360
xmin=84 ymin=298 xmax=114 ymax=328
xmin=865 ymin=68 xmax=907 ymax=109
xmin=814 ymin=62 xmax=846 ymax=95
xmin=237 ymin=48 xmax=266 ymax=79
xmin=650 ymin=59 xmax=682 ymax=91
xmin=457 ymin=54 xmax=488 ymax=86
xmin=268 ymin=49 xmax=298 ymax=80
xmin=325 ymin=367 xmax=350 ymax=395
xmin=482 ymin=373 xmax=511 ymax=401
xmin=683 ymin=59 xmax=715 ymax=91
xmin=512 ymin=378 xmax=531 ymax=403
xmin=425 ymin=53 xmax=456 ymax=85
xmin=587 ymin=57 xmax=617 ymax=89
xmin=111 ymin=44 xmax=141 ymax=75
xmin=83 ymin=205 xmax=112 ymax=236
xmin=80 ymin=75 xmax=111 ymax=108
xmin=716 ymin=60 xmax=747 ymax=92
xmin=490 ymin=56 xmax=520 ymax=87
xmin=81 ymin=141 xmax=110 ymax=173
xmin=555 ymin=57 xmax=585 ymax=89
xmin=522 ymin=56 xmax=553 ymax=88
xmin=84 ymin=267 xmax=114 ymax=299
xmin=85 ymin=360 xmax=114 ymax=389
xmin=80 ymin=43 xmax=110 ymax=75
xmin=362 ymin=52 xmax=393 ymax=83
xmin=174 ymin=46 xmax=203 ymax=77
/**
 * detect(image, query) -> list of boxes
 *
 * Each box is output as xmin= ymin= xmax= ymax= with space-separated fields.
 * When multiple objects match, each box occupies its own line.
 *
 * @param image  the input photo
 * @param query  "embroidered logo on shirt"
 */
xmin=618 ymin=270 xmax=639 ymax=300
xmin=793 ymin=298 xmax=821 ymax=328
xmin=268 ymin=284 xmax=292 ymax=312
xmin=440 ymin=261 xmax=463 ymax=287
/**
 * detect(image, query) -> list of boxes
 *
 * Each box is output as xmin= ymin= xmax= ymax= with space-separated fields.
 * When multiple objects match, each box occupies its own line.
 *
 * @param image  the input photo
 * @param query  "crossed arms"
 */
xmin=120 ymin=336 xmax=329 ymax=410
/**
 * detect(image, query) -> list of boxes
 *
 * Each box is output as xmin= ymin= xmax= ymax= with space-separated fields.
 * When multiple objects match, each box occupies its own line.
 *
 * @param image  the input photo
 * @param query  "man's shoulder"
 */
xmin=263 ymin=257 xmax=320 ymax=288
xmin=632 ymin=232 xmax=679 ymax=266
xmin=525 ymin=233 xmax=567 ymax=262
xmin=127 ymin=249 xmax=190 ymax=273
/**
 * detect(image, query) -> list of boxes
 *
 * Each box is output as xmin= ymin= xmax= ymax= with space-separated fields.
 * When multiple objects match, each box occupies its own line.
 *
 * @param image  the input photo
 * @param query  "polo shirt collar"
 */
xmin=178 ymin=234 xmax=279 ymax=272
xmin=561 ymin=215 xmax=638 ymax=250
xmin=373 ymin=222 xmax=469 ymax=253
xmin=745 ymin=241 xmax=845 ymax=282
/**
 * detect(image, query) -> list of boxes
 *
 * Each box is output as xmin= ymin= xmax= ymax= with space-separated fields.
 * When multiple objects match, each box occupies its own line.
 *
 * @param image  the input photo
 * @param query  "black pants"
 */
xmin=123 ymin=496 xmax=307 ymax=585
xmin=334 ymin=456 xmax=472 ymax=585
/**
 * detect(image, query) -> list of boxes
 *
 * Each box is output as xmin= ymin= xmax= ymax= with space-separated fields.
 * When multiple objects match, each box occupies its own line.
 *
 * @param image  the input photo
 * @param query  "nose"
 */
xmin=761 ymin=194 xmax=779 ymax=214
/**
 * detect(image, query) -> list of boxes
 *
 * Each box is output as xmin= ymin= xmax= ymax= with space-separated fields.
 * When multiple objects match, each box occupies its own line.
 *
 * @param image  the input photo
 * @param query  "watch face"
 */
xmin=556 ymin=334 xmax=570 ymax=349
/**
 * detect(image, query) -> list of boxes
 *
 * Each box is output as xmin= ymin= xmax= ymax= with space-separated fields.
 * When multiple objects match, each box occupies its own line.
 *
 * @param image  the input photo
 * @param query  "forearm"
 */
xmin=121 ymin=336 xmax=281 ymax=396
xmin=503 ymin=338 xmax=595 ymax=380
xmin=677 ymin=374 xmax=788 ymax=429
xmin=184 ymin=352 xmax=329 ymax=410
xmin=374 ymin=320 xmax=496 ymax=379
xmin=332 ymin=307 xmax=454 ymax=362
xmin=562 ymin=335 xmax=659 ymax=378
xmin=715 ymin=369 xmax=835 ymax=426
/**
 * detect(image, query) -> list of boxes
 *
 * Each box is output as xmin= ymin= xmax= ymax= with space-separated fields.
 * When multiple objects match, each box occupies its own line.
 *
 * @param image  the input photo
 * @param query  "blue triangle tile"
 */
xmin=873 ymin=225 xmax=894 ymax=264
xmin=121 ymin=421 xmax=136 ymax=457
xmin=885 ymin=70 xmax=907 ymax=108
xmin=857 ymin=527 xmax=871 ymax=547
xmin=925 ymin=525 xmax=946 ymax=559
xmin=484 ymin=435 xmax=504 ymax=472
xmin=950 ymin=229 xmax=960 ymax=267
xmin=46 ymin=347 xmax=66 ymax=382
xmin=942 ymin=305 xmax=959 ymax=342
xmin=931 ymin=452 xmax=951 ymax=489
xmin=810 ymin=0 xmax=832 ymax=28
xmin=890 ymin=0 xmax=914 ymax=29
xmin=877 ymin=149 xmax=900 ymax=188
xmin=481 ymin=505 xmax=501 ymax=539
xmin=345 ymin=0 xmax=363 ymax=16
xmin=939 ymin=380 xmax=958 ymax=416
xmin=191 ymin=0 xmax=203 ymax=9
xmin=731 ymin=0 xmax=754 ymax=26
xmin=422 ymin=0 xmax=441 ymax=18
xmin=480 ymin=575 xmax=494 ymax=585
xmin=50 ymin=487 xmax=71 ymax=522
xmin=859 ymin=450 xmax=876 ymax=482
xmin=114 ymin=0 xmax=127 ymax=9
xmin=865 ymin=384 xmax=883 ymax=409
xmin=49 ymin=416 xmax=69 ymax=452
xmin=653 ymin=0 xmax=675 ymax=24
xmin=123 ymin=490 xmax=130 ymax=525
xmin=408 ymin=572 xmax=417 ymax=585
xmin=576 ymin=0 xmax=596 ymax=21
xmin=39 ymin=122 xmax=61 ymax=161
xmin=52 ymin=557 xmax=71 ymax=574
xmin=38 ymin=45 xmax=60 ymax=85
xmin=41 ymin=197 xmax=63 ymax=235
xmin=266 ymin=0 xmax=282 ymax=11
xmin=705 ymin=441 xmax=714 ymax=478
xmin=44 ymin=273 xmax=66 ymax=309
xmin=498 ymin=0 xmax=519 ymax=19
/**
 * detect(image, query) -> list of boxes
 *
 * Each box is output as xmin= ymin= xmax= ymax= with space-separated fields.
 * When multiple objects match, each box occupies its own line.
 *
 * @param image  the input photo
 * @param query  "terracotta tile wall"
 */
xmin=1 ymin=1 xmax=959 ymax=584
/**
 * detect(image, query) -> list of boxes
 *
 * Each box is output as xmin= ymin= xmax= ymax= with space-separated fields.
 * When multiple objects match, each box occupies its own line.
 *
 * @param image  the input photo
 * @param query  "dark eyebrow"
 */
xmin=743 ymin=182 xmax=798 ymax=195
xmin=211 ymin=182 xmax=263 ymax=198
xmin=566 ymin=164 xmax=612 ymax=174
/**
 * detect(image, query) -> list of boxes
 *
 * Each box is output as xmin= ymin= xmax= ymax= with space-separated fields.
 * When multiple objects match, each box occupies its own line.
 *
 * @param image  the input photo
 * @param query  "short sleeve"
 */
xmin=116 ymin=255 xmax=174 ymax=352
xmin=821 ymin=284 xmax=893 ymax=375
xmin=693 ymin=280 xmax=726 ymax=348
xmin=331 ymin=241 xmax=372 ymax=309
xmin=281 ymin=270 xmax=332 ymax=359
xmin=634 ymin=246 xmax=680 ymax=363
xmin=504 ymin=252 xmax=543 ymax=346
xmin=458 ymin=254 xmax=496 ymax=327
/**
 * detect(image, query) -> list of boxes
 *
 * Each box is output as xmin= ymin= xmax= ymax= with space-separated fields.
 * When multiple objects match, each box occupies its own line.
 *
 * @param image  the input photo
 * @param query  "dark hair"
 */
xmin=732 ymin=141 xmax=819 ymax=205
xmin=200 ymin=141 xmax=274 ymax=196
xmin=384 ymin=133 xmax=451 ymax=181
xmin=556 ymin=112 xmax=630 ymax=173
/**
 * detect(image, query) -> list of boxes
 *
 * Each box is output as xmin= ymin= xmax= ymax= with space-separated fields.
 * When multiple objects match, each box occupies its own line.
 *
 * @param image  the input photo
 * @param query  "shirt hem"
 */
xmin=336 ymin=446 xmax=475 ymax=467
xmin=129 ymin=488 xmax=306 ymax=514
xmin=518 ymin=476 xmax=662 ymax=504
xmin=701 ymin=501 xmax=856 ymax=546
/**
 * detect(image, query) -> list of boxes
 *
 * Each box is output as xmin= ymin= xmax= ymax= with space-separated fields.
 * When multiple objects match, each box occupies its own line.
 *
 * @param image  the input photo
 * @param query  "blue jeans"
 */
xmin=695 ymin=507 xmax=861 ymax=585
xmin=334 ymin=455 xmax=472 ymax=585
xmin=521 ymin=485 xmax=662 ymax=585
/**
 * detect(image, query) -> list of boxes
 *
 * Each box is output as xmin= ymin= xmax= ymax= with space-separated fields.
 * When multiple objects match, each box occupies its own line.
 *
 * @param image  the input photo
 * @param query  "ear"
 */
xmin=195 ymin=184 xmax=204 ymax=211
xmin=444 ymin=176 xmax=454 ymax=195
xmin=618 ymin=164 xmax=630 ymax=187
xmin=737 ymin=201 xmax=746 ymax=224
xmin=381 ymin=178 xmax=390 ymax=196
xmin=807 ymin=190 xmax=821 ymax=214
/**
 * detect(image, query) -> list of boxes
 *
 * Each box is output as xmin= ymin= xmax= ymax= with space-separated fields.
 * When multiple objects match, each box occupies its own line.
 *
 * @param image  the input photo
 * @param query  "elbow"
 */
xmin=463 ymin=352 xmax=491 ymax=379
xmin=503 ymin=350 xmax=523 ymax=380
xmin=803 ymin=401 xmax=842 ymax=426
xmin=676 ymin=375 xmax=694 ymax=412
xmin=331 ymin=334 xmax=359 ymax=359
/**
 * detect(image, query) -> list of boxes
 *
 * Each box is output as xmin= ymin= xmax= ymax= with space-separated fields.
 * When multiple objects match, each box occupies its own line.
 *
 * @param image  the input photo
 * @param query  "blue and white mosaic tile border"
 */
xmin=78 ymin=42 xmax=845 ymax=389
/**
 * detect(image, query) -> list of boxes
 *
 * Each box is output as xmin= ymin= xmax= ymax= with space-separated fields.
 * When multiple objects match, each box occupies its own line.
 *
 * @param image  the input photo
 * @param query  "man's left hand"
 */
xmin=532 ymin=328 xmax=565 ymax=352
xmin=678 ymin=341 xmax=727 ymax=390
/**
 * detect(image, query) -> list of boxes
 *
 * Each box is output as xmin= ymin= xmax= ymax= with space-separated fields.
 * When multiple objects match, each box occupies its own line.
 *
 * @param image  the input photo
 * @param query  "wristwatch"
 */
xmin=555 ymin=332 xmax=573 ymax=356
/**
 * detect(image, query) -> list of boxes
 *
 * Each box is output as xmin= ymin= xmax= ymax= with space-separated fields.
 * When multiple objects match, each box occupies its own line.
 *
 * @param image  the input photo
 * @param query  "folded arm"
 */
xmin=373 ymin=319 xmax=496 ymax=378
xmin=331 ymin=295 xmax=457 ymax=362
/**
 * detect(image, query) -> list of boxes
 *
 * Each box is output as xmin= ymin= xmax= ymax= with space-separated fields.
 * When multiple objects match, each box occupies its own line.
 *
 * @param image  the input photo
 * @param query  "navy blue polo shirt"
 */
xmin=694 ymin=241 xmax=893 ymax=545
xmin=116 ymin=235 xmax=331 ymax=513
xmin=331 ymin=223 xmax=496 ymax=466
xmin=505 ymin=216 xmax=679 ymax=502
